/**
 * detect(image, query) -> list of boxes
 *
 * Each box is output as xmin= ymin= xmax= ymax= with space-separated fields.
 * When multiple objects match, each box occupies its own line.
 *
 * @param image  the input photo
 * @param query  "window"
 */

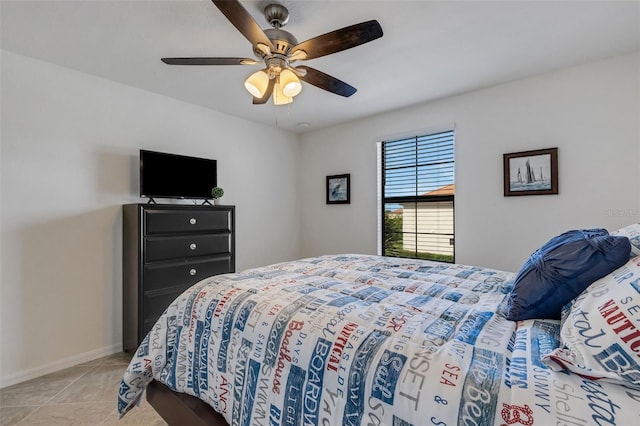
xmin=380 ymin=130 xmax=455 ymax=262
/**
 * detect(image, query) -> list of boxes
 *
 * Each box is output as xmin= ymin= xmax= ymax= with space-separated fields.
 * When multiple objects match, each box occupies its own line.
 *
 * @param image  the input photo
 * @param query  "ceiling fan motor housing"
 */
xmin=262 ymin=28 xmax=298 ymax=56
xmin=257 ymin=4 xmax=298 ymax=59
xmin=264 ymin=4 xmax=289 ymax=28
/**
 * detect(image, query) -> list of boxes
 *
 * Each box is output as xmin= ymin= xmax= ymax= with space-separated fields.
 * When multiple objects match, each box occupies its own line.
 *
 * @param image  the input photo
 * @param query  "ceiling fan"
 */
xmin=161 ymin=0 xmax=383 ymax=105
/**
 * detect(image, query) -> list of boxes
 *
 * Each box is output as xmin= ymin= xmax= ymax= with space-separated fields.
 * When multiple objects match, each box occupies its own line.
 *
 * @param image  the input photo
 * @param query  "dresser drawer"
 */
xmin=143 ymin=257 xmax=233 ymax=292
xmin=145 ymin=234 xmax=231 ymax=263
xmin=144 ymin=209 xmax=231 ymax=235
xmin=142 ymin=286 xmax=190 ymax=336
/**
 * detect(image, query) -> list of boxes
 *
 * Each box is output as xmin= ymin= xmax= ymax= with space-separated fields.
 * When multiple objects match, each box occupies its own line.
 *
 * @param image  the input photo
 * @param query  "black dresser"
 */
xmin=122 ymin=204 xmax=235 ymax=352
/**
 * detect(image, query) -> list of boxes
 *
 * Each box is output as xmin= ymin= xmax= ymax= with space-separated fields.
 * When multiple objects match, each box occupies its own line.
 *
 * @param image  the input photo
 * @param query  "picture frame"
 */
xmin=503 ymin=148 xmax=558 ymax=196
xmin=326 ymin=174 xmax=350 ymax=204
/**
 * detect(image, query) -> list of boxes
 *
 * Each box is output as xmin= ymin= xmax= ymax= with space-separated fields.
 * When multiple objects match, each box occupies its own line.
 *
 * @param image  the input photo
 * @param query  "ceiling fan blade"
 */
xmin=212 ymin=0 xmax=273 ymax=50
xmin=291 ymin=20 xmax=383 ymax=61
xmin=161 ymin=57 xmax=257 ymax=65
xmin=252 ymin=78 xmax=275 ymax=104
xmin=296 ymin=66 xmax=357 ymax=97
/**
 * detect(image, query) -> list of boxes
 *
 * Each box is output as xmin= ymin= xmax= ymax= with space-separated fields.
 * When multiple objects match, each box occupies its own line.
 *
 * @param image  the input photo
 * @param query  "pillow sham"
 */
xmin=610 ymin=223 xmax=640 ymax=257
xmin=542 ymin=256 xmax=640 ymax=390
xmin=506 ymin=229 xmax=630 ymax=321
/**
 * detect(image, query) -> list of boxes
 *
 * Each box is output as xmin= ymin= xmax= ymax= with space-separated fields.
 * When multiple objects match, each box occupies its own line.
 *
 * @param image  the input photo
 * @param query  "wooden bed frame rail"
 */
xmin=146 ymin=380 xmax=229 ymax=426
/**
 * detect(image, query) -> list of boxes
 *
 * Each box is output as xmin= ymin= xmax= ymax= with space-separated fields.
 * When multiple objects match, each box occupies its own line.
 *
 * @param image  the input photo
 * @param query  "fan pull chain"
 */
xmin=273 ymin=102 xmax=279 ymax=128
xmin=272 ymin=102 xmax=292 ymax=128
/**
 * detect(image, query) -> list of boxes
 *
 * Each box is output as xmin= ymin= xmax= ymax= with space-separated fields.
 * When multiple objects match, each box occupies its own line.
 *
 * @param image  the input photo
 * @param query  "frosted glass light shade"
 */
xmin=273 ymin=82 xmax=292 ymax=105
xmin=280 ymin=69 xmax=302 ymax=97
xmin=244 ymin=70 xmax=269 ymax=98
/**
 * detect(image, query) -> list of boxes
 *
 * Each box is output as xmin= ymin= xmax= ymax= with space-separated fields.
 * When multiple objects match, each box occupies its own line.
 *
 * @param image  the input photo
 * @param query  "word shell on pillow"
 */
xmin=542 ymin=256 xmax=640 ymax=390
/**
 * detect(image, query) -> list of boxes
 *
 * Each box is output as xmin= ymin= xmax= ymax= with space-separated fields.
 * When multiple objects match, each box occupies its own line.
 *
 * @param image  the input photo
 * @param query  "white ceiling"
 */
xmin=2 ymin=0 xmax=639 ymax=133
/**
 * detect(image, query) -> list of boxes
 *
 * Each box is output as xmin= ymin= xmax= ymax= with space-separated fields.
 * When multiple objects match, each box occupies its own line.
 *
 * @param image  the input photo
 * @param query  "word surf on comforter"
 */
xmin=118 ymin=254 xmax=640 ymax=425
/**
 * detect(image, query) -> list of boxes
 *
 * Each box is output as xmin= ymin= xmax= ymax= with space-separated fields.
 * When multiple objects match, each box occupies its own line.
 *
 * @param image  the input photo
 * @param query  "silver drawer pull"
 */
xmin=189 ymin=268 xmax=197 ymax=276
xmin=190 ymin=243 xmax=197 ymax=250
xmin=189 ymin=218 xmax=197 ymax=225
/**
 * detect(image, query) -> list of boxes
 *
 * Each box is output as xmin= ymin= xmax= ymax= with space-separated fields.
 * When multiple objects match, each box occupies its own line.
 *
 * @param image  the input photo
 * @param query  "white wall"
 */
xmin=0 ymin=51 xmax=301 ymax=386
xmin=299 ymin=52 xmax=640 ymax=272
xmin=2 ymin=49 xmax=639 ymax=388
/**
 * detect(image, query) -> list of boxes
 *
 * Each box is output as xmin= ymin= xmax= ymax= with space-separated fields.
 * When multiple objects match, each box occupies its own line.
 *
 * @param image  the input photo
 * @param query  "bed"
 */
xmin=118 ymin=226 xmax=640 ymax=426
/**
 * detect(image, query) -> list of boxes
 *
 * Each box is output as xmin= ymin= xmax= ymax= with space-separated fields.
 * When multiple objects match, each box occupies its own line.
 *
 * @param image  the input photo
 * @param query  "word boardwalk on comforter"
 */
xmin=118 ymin=254 xmax=640 ymax=425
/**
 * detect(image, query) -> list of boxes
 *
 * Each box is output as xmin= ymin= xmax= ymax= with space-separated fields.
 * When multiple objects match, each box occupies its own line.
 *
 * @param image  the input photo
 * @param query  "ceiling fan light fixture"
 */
xmin=273 ymin=82 xmax=293 ymax=105
xmin=244 ymin=70 xmax=270 ymax=98
xmin=280 ymin=69 xmax=302 ymax=97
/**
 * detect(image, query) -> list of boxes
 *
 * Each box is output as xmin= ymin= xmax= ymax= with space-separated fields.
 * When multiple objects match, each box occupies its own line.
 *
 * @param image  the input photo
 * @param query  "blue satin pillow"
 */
xmin=506 ymin=229 xmax=630 ymax=321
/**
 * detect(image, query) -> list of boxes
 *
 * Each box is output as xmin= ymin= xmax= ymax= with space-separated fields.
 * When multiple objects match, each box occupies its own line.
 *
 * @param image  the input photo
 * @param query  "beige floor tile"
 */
xmin=50 ymin=365 xmax=126 ymax=404
xmin=16 ymin=402 xmax=113 ymax=426
xmin=0 ymin=366 xmax=93 ymax=407
xmin=0 ymin=406 xmax=37 ymax=426
xmin=101 ymin=398 xmax=167 ymax=426
xmin=73 ymin=360 xmax=105 ymax=369
xmin=75 ymin=352 xmax=132 ymax=369
xmin=97 ymin=352 xmax=133 ymax=366
xmin=0 ymin=352 xmax=168 ymax=426
xmin=37 ymin=365 xmax=90 ymax=381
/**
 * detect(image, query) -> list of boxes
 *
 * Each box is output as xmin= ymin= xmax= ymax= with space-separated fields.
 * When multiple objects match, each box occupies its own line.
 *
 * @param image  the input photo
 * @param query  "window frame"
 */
xmin=380 ymin=130 xmax=455 ymax=262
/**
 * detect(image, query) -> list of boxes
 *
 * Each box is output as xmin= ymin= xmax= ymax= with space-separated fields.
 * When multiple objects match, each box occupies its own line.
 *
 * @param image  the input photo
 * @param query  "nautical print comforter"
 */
xmin=118 ymin=254 xmax=640 ymax=425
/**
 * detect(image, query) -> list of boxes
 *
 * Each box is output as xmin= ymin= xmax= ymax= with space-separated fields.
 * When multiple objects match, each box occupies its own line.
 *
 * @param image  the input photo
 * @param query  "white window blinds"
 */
xmin=381 ymin=130 xmax=455 ymax=261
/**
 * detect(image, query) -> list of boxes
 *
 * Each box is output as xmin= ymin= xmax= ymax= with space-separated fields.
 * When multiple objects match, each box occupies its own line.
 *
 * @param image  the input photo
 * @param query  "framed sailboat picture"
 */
xmin=503 ymin=148 xmax=558 ymax=196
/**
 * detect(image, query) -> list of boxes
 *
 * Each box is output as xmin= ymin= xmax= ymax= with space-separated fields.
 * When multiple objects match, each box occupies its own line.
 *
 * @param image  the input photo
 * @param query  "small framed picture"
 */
xmin=326 ymin=174 xmax=350 ymax=204
xmin=503 ymin=148 xmax=558 ymax=196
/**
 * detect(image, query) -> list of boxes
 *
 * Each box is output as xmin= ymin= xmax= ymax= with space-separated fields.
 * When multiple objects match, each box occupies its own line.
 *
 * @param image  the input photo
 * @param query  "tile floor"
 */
xmin=0 ymin=352 xmax=167 ymax=426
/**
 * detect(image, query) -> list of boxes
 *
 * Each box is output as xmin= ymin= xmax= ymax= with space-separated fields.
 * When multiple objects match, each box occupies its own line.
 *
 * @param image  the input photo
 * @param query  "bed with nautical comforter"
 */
xmin=119 ymin=229 xmax=640 ymax=425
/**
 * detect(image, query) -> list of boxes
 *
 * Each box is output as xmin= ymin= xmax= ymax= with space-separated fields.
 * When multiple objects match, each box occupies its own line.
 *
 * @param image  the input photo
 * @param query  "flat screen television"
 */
xmin=140 ymin=150 xmax=217 ymax=200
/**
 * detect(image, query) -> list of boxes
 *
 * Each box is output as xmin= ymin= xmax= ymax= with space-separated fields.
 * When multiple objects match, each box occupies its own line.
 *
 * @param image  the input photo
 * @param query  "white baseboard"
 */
xmin=0 ymin=343 xmax=123 ymax=388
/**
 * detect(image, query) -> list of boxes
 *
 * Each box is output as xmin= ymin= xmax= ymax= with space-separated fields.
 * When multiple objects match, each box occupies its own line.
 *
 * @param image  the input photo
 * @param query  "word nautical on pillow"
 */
xmin=542 ymin=256 xmax=640 ymax=390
